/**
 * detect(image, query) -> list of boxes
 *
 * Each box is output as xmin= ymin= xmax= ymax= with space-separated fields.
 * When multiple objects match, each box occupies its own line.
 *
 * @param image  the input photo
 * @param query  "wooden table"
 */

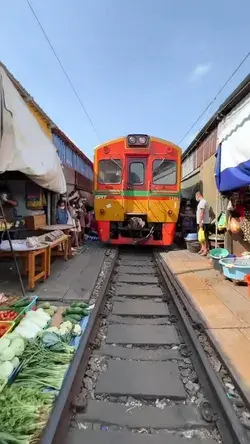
xmin=38 ymin=234 xmax=69 ymax=277
xmin=0 ymin=246 xmax=48 ymax=290
xmin=41 ymin=225 xmax=73 ymax=258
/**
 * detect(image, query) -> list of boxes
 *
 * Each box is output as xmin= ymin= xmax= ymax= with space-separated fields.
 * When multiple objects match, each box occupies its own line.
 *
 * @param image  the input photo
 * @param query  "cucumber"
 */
xmin=70 ymin=302 xmax=88 ymax=309
xmin=43 ymin=308 xmax=55 ymax=316
xmin=75 ymin=302 xmax=88 ymax=309
xmin=38 ymin=302 xmax=51 ymax=309
xmin=66 ymin=307 xmax=85 ymax=315
xmin=67 ymin=314 xmax=82 ymax=321
xmin=13 ymin=296 xmax=31 ymax=308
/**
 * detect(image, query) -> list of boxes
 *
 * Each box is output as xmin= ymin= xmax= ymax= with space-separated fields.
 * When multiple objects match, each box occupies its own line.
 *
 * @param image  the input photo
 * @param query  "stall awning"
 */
xmin=0 ymin=67 xmax=66 ymax=194
xmin=181 ymin=171 xmax=201 ymax=200
xmin=215 ymin=92 xmax=250 ymax=192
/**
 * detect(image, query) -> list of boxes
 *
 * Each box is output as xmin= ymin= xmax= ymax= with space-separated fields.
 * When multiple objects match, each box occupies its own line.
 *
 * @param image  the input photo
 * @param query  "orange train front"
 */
xmin=94 ymin=134 xmax=182 ymax=246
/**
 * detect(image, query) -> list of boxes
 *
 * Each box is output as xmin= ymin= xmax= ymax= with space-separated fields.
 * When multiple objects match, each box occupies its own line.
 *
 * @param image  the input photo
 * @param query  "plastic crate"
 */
xmin=0 ymin=321 xmax=15 ymax=338
xmin=0 ymin=296 xmax=38 ymax=325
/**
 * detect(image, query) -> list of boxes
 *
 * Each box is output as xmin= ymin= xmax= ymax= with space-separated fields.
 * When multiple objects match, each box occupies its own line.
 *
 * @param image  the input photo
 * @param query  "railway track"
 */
xmin=41 ymin=248 xmax=250 ymax=444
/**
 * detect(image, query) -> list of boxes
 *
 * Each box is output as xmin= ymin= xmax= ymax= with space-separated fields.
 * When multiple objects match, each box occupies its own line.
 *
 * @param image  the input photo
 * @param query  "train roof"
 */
xmin=94 ymin=135 xmax=182 ymax=153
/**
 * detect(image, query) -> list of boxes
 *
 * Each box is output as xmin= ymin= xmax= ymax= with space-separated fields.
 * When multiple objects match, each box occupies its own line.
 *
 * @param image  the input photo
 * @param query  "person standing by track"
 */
xmin=195 ymin=191 xmax=210 ymax=256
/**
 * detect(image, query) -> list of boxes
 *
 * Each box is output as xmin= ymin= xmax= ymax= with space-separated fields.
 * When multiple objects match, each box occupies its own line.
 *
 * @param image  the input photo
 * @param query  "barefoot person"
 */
xmin=195 ymin=191 xmax=210 ymax=256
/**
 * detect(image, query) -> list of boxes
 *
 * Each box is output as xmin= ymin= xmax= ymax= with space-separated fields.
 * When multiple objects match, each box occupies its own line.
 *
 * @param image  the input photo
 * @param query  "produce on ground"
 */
xmin=0 ymin=322 xmax=11 ymax=338
xmin=0 ymin=333 xmax=25 ymax=384
xmin=38 ymin=302 xmax=57 ymax=317
xmin=0 ymin=385 xmax=56 ymax=444
xmin=0 ymin=299 xmax=88 ymax=443
xmin=15 ymin=335 xmax=74 ymax=389
xmin=62 ymin=301 xmax=90 ymax=324
xmin=0 ymin=295 xmax=19 ymax=308
xmin=0 ymin=293 xmax=8 ymax=304
xmin=0 ymin=310 xmax=18 ymax=321
xmin=15 ymin=309 xmax=51 ymax=340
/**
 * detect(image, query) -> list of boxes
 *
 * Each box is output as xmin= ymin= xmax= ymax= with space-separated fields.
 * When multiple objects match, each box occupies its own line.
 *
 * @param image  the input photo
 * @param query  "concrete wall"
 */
xmin=200 ymin=155 xmax=217 ymax=217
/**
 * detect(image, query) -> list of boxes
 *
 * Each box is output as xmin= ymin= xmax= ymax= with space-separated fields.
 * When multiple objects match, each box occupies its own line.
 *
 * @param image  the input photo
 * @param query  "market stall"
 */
xmin=0 ymin=294 xmax=93 ymax=443
xmin=215 ymin=91 xmax=250 ymax=257
xmin=0 ymin=67 xmax=70 ymax=289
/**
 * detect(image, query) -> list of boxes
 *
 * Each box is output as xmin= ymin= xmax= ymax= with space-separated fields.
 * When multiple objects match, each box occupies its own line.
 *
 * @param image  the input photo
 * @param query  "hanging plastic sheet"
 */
xmin=215 ymin=92 xmax=250 ymax=192
xmin=0 ymin=67 xmax=66 ymax=194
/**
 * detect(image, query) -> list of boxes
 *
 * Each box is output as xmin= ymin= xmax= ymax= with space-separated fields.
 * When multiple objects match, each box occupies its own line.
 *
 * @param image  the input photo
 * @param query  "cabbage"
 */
xmin=16 ymin=321 xmax=41 ymax=339
xmin=36 ymin=308 xmax=51 ymax=321
xmin=10 ymin=338 xmax=25 ymax=356
xmin=1 ymin=346 xmax=15 ymax=361
xmin=0 ymin=361 xmax=14 ymax=379
xmin=25 ymin=312 xmax=48 ymax=328
xmin=4 ymin=332 xmax=21 ymax=341
xmin=11 ymin=356 xmax=20 ymax=369
xmin=0 ymin=338 xmax=10 ymax=353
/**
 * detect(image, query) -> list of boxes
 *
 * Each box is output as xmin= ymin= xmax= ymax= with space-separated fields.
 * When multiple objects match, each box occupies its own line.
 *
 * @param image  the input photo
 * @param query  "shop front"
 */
xmin=215 ymin=91 xmax=250 ymax=256
xmin=0 ymin=66 xmax=69 ymax=291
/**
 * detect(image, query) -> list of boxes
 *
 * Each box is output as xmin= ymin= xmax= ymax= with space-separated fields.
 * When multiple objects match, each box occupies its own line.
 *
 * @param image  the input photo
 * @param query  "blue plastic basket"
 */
xmin=219 ymin=257 xmax=250 ymax=281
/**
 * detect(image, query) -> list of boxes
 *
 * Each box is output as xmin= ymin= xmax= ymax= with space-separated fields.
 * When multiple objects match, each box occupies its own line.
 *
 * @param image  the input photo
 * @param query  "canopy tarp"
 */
xmin=0 ymin=67 xmax=66 ymax=194
xmin=215 ymin=92 xmax=250 ymax=192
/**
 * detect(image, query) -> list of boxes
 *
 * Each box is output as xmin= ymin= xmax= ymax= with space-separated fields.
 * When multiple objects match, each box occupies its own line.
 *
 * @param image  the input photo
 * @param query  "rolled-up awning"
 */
xmin=0 ymin=67 xmax=66 ymax=194
xmin=181 ymin=171 xmax=201 ymax=200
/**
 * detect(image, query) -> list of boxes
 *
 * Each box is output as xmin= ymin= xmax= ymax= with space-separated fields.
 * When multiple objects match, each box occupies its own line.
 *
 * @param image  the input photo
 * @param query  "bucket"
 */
xmin=210 ymin=248 xmax=229 ymax=273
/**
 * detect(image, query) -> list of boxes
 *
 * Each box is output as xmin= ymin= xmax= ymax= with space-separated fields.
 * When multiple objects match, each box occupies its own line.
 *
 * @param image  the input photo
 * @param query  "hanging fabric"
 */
xmin=241 ymin=208 xmax=250 ymax=242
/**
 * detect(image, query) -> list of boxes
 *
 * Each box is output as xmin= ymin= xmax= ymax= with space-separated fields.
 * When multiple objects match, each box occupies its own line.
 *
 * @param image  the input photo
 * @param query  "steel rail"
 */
xmin=154 ymin=252 xmax=250 ymax=444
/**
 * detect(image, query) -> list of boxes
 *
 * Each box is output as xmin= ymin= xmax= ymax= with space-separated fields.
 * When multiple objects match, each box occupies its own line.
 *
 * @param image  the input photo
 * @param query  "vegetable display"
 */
xmin=0 ymin=297 xmax=91 ymax=444
xmin=0 ymin=322 xmax=11 ymax=338
xmin=0 ymin=333 xmax=25 ymax=382
xmin=15 ymin=309 xmax=51 ymax=339
xmin=0 ymin=385 xmax=56 ymax=444
xmin=0 ymin=310 xmax=18 ymax=321
xmin=38 ymin=302 xmax=57 ymax=317
xmin=62 ymin=301 xmax=89 ymax=324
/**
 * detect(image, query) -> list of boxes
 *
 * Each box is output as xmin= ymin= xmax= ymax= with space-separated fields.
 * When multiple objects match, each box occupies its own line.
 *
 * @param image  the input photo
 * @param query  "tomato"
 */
xmin=0 ymin=310 xmax=18 ymax=321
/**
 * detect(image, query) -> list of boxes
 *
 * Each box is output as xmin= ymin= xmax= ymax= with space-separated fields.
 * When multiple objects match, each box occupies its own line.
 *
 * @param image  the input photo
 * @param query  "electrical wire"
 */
xmin=179 ymin=51 xmax=250 ymax=145
xmin=183 ymin=78 xmax=250 ymax=151
xmin=25 ymin=0 xmax=101 ymax=142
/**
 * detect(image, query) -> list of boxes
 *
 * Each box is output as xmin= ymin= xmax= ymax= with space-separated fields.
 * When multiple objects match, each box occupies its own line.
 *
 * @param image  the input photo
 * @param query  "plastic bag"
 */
xmin=198 ymin=228 xmax=205 ymax=243
xmin=218 ymin=212 xmax=227 ymax=230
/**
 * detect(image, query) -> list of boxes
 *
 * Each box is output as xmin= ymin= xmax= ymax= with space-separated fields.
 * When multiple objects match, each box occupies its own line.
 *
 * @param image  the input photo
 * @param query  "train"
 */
xmin=93 ymin=134 xmax=182 ymax=246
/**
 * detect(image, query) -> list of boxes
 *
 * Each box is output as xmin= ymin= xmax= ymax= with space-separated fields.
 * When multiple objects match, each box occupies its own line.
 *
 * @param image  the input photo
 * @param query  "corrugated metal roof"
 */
xmin=0 ymin=62 xmax=93 ymax=168
xmin=182 ymin=73 xmax=250 ymax=160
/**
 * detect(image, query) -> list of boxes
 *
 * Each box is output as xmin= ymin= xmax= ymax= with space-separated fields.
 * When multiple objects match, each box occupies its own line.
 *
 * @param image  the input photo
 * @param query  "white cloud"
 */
xmin=190 ymin=63 xmax=212 ymax=82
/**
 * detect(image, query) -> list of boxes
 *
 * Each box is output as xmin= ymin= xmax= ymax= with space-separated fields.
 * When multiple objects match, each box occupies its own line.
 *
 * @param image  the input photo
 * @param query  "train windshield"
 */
xmin=98 ymin=159 xmax=122 ymax=184
xmin=153 ymin=159 xmax=176 ymax=185
xmin=129 ymin=161 xmax=145 ymax=185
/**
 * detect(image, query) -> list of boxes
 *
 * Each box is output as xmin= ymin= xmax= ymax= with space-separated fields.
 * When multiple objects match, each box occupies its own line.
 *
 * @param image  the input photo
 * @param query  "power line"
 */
xmin=25 ymin=0 xmax=101 ymax=142
xmin=179 ymin=50 xmax=250 ymax=145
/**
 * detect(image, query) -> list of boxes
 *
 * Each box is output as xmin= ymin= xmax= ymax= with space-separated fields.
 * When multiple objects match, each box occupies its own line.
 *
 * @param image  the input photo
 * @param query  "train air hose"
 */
xmin=132 ymin=226 xmax=155 ymax=245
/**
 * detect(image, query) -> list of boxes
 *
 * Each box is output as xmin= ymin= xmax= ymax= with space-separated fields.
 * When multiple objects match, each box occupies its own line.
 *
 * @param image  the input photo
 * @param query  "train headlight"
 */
xmin=128 ymin=136 xmax=136 ymax=145
xmin=127 ymin=134 xmax=149 ymax=147
xmin=138 ymin=136 xmax=147 ymax=145
xmin=168 ymin=210 xmax=173 ymax=215
xmin=100 ymin=208 xmax=105 ymax=215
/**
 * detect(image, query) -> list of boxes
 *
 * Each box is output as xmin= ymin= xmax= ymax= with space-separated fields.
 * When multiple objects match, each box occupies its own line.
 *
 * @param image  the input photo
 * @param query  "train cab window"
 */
xmin=129 ymin=162 xmax=144 ymax=185
xmin=153 ymin=159 xmax=177 ymax=185
xmin=98 ymin=159 xmax=122 ymax=184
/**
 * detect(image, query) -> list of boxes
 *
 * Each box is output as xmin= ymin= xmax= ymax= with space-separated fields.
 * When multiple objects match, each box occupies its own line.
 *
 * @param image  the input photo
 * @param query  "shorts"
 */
xmin=197 ymin=224 xmax=209 ymax=241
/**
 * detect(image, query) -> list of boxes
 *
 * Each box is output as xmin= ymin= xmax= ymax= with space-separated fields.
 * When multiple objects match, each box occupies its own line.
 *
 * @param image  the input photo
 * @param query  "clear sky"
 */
xmin=1 ymin=0 xmax=250 ymax=160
